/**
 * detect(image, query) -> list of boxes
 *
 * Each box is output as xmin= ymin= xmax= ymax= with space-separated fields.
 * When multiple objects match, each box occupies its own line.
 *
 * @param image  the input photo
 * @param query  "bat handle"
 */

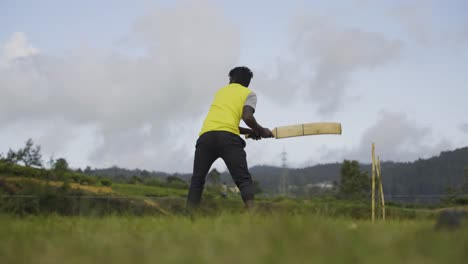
xmin=245 ymin=128 xmax=277 ymax=139
xmin=245 ymin=133 xmax=275 ymax=140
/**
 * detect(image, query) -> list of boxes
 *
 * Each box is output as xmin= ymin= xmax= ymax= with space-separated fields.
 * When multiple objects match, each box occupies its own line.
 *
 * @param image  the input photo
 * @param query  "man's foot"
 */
xmin=245 ymin=200 xmax=256 ymax=212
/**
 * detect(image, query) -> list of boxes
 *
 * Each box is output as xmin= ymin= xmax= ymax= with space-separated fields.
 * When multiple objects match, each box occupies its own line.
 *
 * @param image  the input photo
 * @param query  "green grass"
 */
xmin=112 ymin=183 xmax=187 ymax=197
xmin=0 ymin=213 xmax=466 ymax=264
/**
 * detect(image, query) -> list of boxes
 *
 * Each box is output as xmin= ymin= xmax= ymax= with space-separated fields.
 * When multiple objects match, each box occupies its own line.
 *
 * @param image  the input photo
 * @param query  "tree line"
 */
xmin=219 ymin=147 xmax=468 ymax=202
xmin=2 ymin=139 xmax=467 ymax=203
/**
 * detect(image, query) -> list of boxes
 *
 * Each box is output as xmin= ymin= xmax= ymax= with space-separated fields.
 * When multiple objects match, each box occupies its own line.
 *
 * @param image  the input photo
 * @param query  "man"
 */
xmin=186 ymin=66 xmax=274 ymax=209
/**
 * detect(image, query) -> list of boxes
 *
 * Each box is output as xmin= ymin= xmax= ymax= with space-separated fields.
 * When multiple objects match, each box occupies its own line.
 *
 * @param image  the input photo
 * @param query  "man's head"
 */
xmin=229 ymin=66 xmax=253 ymax=87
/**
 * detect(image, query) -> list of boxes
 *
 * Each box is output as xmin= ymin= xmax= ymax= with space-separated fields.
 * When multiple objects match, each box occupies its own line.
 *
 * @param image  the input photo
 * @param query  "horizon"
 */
xmin=70 ymin=144 xmax=468 ymax=174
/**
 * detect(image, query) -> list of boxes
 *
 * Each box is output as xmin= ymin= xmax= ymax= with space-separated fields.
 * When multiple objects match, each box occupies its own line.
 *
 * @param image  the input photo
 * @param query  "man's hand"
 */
xmin=247 ymin=131 xmax=262 ymax=140
xmin=259 ymin=128 xmax=274 ymax=138
xmin=241 ymin=106 xmax=274 ymax=139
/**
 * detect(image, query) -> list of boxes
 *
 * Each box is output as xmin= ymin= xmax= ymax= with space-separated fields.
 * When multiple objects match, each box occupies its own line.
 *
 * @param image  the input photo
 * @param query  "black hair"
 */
xmin=229 ymin=66 xmax=253 ymax=87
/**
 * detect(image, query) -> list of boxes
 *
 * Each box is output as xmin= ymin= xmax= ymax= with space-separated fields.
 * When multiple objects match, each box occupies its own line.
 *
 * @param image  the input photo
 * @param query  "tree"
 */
xmin=207 ymin=168 xmax=221 ymax=186
xmin=84 ymin=166 xmax=92 ymax=175
xmin=463 ymin=167 xmax=468 ymax=195
xmin=54 ymin=158 xmax=69 ymax=173
xmin=443 ymin=186 xmax=459 ymax=204
xmin=6 ymin=139 xmax=43 ymax=167
xmin=47 ymin=155 xmax=56 ymax=169
xmin=338 ymin=160 xmax=371 ymax=200
xmin=128 ymin=175 xmax=143 ymax=184
xmin=21 ymin=139 xmax=42 ymax=167
xmin=253 ymin=179 xmax=262 ymax=194
xmin=141 ymin=170 xmax=151 ymax=178
xmin=6 ymin=149 xmax=18 ymax=164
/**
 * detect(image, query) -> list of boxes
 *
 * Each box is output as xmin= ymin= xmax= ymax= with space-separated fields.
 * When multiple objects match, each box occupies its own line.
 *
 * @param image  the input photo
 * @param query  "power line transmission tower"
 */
xmin=281 ymin=148 xmax=287 ymax=168
xmin=280 ymin=147 xmax=288 ymax=196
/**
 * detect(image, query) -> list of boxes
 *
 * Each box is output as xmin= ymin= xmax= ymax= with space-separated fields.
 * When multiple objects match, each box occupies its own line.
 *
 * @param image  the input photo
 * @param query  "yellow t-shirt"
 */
xmin=199 ymin=83 xmax=253 ymax=136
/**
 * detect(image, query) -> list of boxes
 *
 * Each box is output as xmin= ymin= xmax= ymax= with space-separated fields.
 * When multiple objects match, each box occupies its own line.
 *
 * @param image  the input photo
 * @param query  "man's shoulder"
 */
xmin=244 ymin=91 xmax=257 ymax=110
xmin=246 ymin=91 xmax=256 ymax=98
xmin=218 ymin=84 xmax=253 ymax=94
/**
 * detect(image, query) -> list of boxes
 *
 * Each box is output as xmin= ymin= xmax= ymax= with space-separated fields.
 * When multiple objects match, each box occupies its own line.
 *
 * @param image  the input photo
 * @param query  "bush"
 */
xmin=79 ymin=175 xmax=97 ymax=185
xmin=128 ymin=175 xmax=143 ymax=184
xmin=0 ymin=161 xmax=49 ymax=178
xmin=100 ymin=179 xmax=112 ymax=187
xmin=453 ymin=196 xmax=468 ymax=205
xmin=0 ymin=161 xmax=101 ymax=187
xmin=144 ymin=178 xmax=165 ymax=187
xmin=0 ymin=179 xmax=164 ymax=216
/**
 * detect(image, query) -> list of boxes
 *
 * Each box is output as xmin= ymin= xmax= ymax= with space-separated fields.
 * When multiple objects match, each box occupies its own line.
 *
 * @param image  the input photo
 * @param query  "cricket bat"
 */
xmin=245 ymin=122 xmax=342 ymax=139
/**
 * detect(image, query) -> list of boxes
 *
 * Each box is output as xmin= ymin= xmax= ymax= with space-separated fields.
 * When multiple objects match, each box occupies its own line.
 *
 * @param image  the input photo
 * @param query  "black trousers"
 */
xmin=186 ymin=131 xmax=255 ymax=206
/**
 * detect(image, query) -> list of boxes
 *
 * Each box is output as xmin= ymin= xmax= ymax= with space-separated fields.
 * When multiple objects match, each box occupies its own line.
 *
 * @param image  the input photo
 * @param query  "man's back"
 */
xmin=199 ymin=83 xmax=252 ymax=136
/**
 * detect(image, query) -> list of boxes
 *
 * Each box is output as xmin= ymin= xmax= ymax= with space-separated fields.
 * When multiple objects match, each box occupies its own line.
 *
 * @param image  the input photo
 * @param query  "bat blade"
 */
xmin=245 ymin=122 xmax=342 ymax=139
xmin=303 ymin=122 xmax=342 ymax=136
xmin=274 ymin=122 xmax=342 ymax=139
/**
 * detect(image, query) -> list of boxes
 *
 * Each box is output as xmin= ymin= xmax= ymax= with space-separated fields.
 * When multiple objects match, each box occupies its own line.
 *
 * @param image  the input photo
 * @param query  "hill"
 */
xmin=245 ymin=147 xmax=468 ymax=202
xmin=83 ymin=146 xmax=468 ymax=203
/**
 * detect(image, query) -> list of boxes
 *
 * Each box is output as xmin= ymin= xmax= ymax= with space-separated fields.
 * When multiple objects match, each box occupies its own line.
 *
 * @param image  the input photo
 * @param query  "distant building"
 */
xmin=306 ymin=181 xmax=334 ymax=189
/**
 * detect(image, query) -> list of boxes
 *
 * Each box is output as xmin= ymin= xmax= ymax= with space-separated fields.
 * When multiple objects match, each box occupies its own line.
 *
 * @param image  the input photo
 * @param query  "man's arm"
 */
xmin=239 ymin=126 xmax=261 ymax=140
xmin=239 ymin=127 xmax=254 ymax=135
xmin=242 ymin=106 xmax=274 ymax=138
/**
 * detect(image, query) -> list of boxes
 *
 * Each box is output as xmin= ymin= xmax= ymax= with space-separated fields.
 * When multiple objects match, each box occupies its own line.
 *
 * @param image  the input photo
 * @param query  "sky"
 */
xmin=1 ymin=0 xmax=467 ymax=173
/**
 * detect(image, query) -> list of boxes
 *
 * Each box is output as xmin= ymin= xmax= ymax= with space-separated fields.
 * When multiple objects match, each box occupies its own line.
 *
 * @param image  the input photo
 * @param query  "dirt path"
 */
xmin=3 ymin=176 xmax=112 ymax=194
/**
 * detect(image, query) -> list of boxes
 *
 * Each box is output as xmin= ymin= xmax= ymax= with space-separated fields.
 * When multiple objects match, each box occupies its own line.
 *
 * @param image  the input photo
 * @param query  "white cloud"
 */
xmin=387 ymin=1 xmax=468 ymax=51
xmin=0 ymin=32 xmax=39 ymax=67
xmin=0 ymin=1 xmax=463 ymax=172
xmin=256 ymin=13 xmax=403 ymax=115
xmin=322 ymin=111 xmax=452 ymax=162
xmin=388 ymin=1 xmax=434 ymax=45
xmin=460 ymin=123 xmax=468 ymax=134
xmin=0 ymin=1 xmax=239 ymax=171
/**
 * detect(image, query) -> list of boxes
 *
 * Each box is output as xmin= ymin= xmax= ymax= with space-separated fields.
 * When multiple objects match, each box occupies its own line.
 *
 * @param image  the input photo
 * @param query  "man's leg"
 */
xmin=186 ymin=135 xmax=218 ymax=208
xmin=220 ymin=135 xmax=255 ymax=206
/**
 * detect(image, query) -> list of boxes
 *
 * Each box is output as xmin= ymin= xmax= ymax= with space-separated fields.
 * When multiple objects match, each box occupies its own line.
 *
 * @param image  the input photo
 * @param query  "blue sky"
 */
xmin=1 ymin=0 xmax=467 ymax=172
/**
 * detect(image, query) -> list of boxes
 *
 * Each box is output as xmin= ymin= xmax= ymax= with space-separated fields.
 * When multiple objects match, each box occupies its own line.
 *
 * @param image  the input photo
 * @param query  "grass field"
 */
xmin=0 ymin=213 xmax=466 ymax=264
xmin=1 ymin=174 xmax=466 ymax=263
xmin=112 ymin=183 xmax=187 ymax=197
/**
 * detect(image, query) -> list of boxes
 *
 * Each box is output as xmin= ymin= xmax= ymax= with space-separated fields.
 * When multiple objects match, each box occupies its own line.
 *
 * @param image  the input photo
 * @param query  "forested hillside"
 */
xmin=86 ymin=147 xmax=468 ymax=201
xmin=376 ymin=147 xmax=468 ymax=196
xmin=244 ymin=147 xmax=468 ymax=199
